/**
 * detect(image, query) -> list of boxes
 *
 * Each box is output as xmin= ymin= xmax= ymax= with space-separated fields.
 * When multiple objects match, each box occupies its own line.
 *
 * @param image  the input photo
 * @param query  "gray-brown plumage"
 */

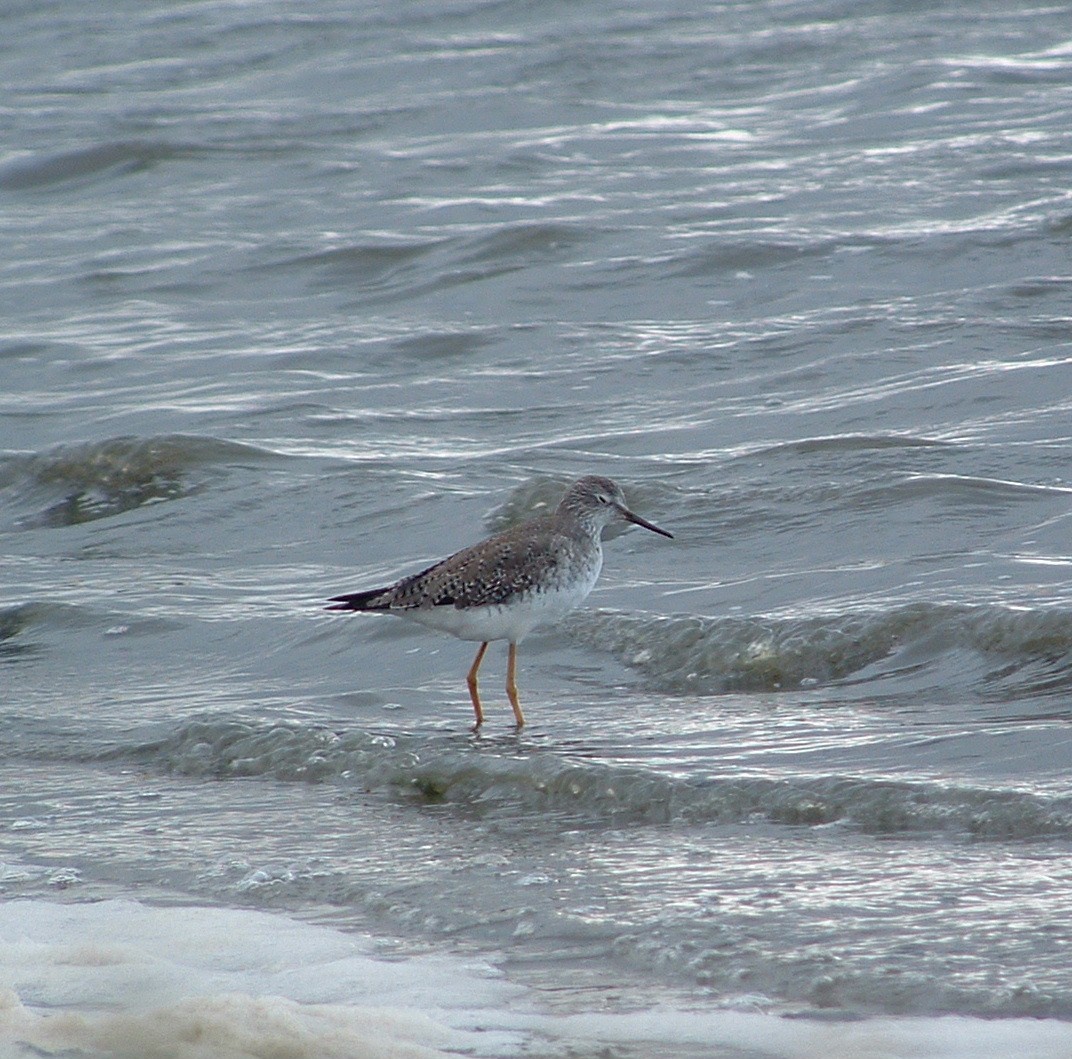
xmin=327 ymin=475 xmax=672 ymax=726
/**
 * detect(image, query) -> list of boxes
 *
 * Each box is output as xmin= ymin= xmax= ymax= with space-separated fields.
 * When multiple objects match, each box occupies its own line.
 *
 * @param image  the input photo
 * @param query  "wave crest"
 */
xmin=1 ymin=434 xmax=270 ymax=528
xmin=568 ymin=603 xmax=1072 ymax=698
xmin=117 ymin=716 xmax=1072 ymax=840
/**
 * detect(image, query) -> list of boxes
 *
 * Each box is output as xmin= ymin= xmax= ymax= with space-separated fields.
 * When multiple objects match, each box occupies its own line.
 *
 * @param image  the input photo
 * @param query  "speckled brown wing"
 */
xmin=327 ymin=516 xmax=562 ymax=612
xmin=431 ymin=518 xmax=563 ymax=608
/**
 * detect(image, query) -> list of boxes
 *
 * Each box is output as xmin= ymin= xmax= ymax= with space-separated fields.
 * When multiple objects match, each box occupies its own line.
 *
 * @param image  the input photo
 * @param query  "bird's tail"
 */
xmin=325 ymin=588 xmax=391 ymax=612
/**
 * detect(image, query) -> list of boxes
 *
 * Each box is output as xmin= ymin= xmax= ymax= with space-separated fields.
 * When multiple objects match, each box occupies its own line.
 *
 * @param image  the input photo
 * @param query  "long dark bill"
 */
xmin=620 ymin=506 xmax=674 ymax=539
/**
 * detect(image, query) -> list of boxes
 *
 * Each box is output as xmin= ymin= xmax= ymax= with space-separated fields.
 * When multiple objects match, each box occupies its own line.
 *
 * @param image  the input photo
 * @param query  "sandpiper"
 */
xmin=326 ymin=475 xmax=673 ymax=727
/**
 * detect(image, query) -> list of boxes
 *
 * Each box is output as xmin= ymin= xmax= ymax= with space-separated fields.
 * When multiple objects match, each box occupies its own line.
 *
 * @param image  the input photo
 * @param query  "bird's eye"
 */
xmin=597 ymin=494 xmax=608 ymax=504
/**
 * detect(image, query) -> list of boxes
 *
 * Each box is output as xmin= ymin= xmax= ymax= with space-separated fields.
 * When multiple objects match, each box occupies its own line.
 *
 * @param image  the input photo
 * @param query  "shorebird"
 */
xmin=326 ymin=475 xmax=672 ymax=727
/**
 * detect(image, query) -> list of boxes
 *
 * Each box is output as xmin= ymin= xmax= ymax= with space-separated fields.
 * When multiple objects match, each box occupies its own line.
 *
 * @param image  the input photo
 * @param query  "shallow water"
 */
xmin=3 ymin=1 xmax=1072 ymax=1056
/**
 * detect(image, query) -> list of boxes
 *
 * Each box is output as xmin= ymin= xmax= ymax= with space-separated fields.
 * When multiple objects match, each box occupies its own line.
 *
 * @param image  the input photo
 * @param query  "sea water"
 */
xmin=3 ymin=2 xmax=1072 ymax=1056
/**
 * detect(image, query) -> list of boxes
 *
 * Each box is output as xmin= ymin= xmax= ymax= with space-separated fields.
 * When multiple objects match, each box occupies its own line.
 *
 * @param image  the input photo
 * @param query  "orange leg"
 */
xmin=466 ymin=642 xmax=489 ymax=726
xmin=506 ymin=642 xmax=525 ymax=727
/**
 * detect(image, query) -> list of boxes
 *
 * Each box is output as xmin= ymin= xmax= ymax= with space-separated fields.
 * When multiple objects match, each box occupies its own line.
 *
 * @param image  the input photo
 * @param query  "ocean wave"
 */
xmin=8 ymin=901 xmax=1072 ymax=1049
xmin=0 ymin=140 xmax=181 ymax=191
xmin=567 ymin=603 xmax=1072 ymax=700
xmin=455 ymin=221 xmax=587 ymax=266
xmin=0 ymin=602 xmax=46 ymax=663
xmin=265 ymin=239 xmax=447 ymax=288
xmin=258 ymin=222 xmax=589 ymax=302
xmin=861 ymin=473 xmax=1072 ymax=508
xmin=747 ymin=433 xmax=952 ymax=458
xmin=0 ymin=434 xmax=272 ymax=529
xmin=0 ymin=600 xmax=182 ymax=666
xmin=116 ymin=716 xmax=1072 ymax=840
xmin=667 ymin=234 xmax=884 ymax=277
xmin=0 ymin=602 xmax=35 ymax=643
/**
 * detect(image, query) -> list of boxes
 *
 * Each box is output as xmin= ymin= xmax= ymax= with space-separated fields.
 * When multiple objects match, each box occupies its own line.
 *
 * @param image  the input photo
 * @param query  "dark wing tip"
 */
xmin=325 ymin=588 xmax=388 ymax=612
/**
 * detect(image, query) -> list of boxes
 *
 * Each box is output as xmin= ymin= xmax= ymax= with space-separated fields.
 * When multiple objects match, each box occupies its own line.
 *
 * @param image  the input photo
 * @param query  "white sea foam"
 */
xmin=552 ymin=1010 xmax=1072 ymax=1059
xmin=0 ymin=899 xmax=521 ymax=1059
xmin=2 ymin=900 xmax=1071 ymax=1059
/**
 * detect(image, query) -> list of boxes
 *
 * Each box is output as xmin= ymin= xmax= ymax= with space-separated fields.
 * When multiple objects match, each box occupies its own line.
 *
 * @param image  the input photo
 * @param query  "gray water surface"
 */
xmin=3 ymin=1 xmax=1072 ymax=1054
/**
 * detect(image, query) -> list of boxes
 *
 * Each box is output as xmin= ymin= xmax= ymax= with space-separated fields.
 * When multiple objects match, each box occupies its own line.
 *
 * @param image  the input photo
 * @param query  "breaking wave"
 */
xmin=0 ymin=434 xmax=271 ymax=528
xmin=114 ymin=716 xmax=1072 ymax=841
xmin=567 ymin=602 xmax=1072 ymax=699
